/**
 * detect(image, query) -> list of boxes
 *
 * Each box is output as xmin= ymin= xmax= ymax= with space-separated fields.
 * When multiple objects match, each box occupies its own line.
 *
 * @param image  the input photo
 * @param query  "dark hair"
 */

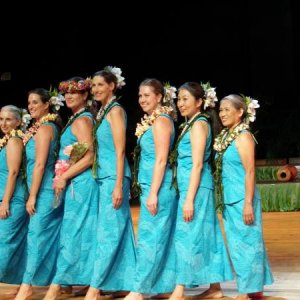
xmin=139 ymin=78 xmax=164 ymax=102
xmin=92 ymin=70 xmax=118 ymax=93
xmin=178 ymin=82 xmax=221 ymax=138
xmin=28 ymin=88 xmax=64 ymax=128
xmin=220 ymin=94 xmax=247 ymax=121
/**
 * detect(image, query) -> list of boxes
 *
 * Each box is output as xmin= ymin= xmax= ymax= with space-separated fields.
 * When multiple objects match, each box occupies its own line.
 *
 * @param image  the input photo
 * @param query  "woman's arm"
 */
xmin=183 ymin=120 xmax=208 ymax=222
xmin=236 ymin=131 xmax=256 ymax=225
xmin=0 ymin=138 xmax=23 ymax=219
xmin=57 ymin=116 xmax=94 ymax=183
xmin=27 ymin=124 xmax=53 ymax=215
xmin=147 ymin=116 xmax=172 ymax=216
xmin=108 ymin=106 xmax=126 ymax=209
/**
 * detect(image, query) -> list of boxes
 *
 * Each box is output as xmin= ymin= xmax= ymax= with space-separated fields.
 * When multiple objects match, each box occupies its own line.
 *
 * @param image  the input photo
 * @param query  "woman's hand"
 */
xmin=112 ymin=185 xmax=123 ymax=209
xmin=26 ymin=195 xmax=37 ymax=216
xmin=146 ymin=192 xmax=158 ymax=216
xmin=53 ymin=177 xmax=67 ymax=197
xmin=0 ymin=201 xmax=10 ymax=219
xmin=243 ymin=202 xmax=254 ymax=225
xmin=183 ymin=199 xmax=194 ymax=222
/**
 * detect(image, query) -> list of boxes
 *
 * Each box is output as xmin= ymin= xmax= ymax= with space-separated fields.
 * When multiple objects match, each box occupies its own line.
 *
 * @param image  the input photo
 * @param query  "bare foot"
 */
xmin=43 ymin=284 xmax=61 ymax=300
xmin=193 ymin=288 xmax=223 ymax=299
xmin=234 ymin=295 xmax=250 ymax=300
xmin=124 ymin=292 xmax=144 ymax=300
xmin=84 ymin=287 xmax=100 ymax=300
xmin=14 ymin=284 xmax=33 ymax=300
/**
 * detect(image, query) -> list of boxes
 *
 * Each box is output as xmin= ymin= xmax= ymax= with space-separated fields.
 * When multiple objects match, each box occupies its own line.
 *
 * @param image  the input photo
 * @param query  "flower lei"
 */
xmin=23 ymin=113 xmax=58 ymax=145
xmin=213 ymin=122 xmax=250 ymax=211
xmin=169 ymin=112 xmax=210 ymax=191
xmin=131 ymin=105 xmax=174 ymax=199
xmin=0 ymin=129 xmax=24 ymax=151
xmin=92 ymin=97 xmax=118 ymax=177
xmin=58 ymin=78 xmax=92 ymax=93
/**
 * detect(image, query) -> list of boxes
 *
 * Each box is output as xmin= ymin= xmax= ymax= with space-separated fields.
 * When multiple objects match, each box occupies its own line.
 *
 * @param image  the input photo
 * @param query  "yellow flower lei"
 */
xmin=23 ymin=113 xmax=58 ymax=145
xmin=0 ymin=129 xmax=24 ymax=151
xmin=135 ymin=105 xmax=174 ymax=138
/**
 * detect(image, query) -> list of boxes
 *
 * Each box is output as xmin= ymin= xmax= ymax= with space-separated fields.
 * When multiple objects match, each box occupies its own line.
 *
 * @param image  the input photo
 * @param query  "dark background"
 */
xmin=1 ymin=0 xmax=299 ymax=159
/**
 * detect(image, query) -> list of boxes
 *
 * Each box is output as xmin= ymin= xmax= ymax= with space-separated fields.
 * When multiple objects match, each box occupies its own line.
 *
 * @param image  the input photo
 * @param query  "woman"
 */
xmin=169 ymin=82 xmax=233 ymax=300
xmin=125 ymin=79 xmax=178 ymax=300
xmin=15 ymin=88 xmax=64 ymax=300
xmin=215 ymin=94 xmax=273 ymax=300
xmin=43 ymin=77 xmax=98 ymax=300
xmin=84 ymin=66 xmax=136 ymax=300
xmin=0 ymin=105 xmax=28 ymax=285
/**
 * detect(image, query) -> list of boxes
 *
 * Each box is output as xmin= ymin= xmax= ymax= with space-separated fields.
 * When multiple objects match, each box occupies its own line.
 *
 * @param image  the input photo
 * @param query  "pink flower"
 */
xmin=54 ymin=160 xmax=70 ymax=177
xmin=63 ymin=145 xmax=73 ymax=156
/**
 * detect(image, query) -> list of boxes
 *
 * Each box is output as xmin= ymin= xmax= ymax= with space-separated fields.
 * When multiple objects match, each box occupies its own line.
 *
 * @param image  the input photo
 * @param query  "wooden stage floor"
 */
xmin=0 ymin=208 xmax=299 ymax=300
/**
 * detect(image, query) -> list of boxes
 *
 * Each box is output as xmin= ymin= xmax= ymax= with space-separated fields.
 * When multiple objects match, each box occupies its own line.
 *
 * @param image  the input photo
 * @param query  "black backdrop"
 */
xmin=1 ymin=0 xmax=299 ymax=160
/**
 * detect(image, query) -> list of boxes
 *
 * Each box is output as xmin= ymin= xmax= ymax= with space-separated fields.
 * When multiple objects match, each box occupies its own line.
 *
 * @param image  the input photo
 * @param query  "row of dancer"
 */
xmin=0 ymin=66 xmax=273 ymax=300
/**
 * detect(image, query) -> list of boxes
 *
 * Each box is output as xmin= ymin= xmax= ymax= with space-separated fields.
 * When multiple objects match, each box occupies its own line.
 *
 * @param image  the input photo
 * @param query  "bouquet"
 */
xmin=53 ymin=142 xmax=89 ymax=208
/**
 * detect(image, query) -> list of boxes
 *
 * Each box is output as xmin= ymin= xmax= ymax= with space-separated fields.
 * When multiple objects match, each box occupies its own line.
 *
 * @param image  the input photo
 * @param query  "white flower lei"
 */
xmin=0 ymin=129 xmax=24 ymax=151
xmin=135 ymin=105 xmax=174 ymax=138
xmin=213 ymin=122 xmax=249 ymax=153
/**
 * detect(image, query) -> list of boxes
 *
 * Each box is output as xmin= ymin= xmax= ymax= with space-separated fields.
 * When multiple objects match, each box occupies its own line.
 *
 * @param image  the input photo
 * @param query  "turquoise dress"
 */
xmin=52 ymin=112 xmax=98 ymax=285
xmin=0 ymin=137 xmax=28 ymax=284
xmin=23 ymin=122 xmax=63 ymax=285
xmin=90 ymin=103 xmax=136 ymax=291
xmin=221 ymin=133 xmax=274 ymax=294
xmin=133 ymin=114 xmax=178 ymax=294
xmin=175 ymin=117 xmax=233 ymax=286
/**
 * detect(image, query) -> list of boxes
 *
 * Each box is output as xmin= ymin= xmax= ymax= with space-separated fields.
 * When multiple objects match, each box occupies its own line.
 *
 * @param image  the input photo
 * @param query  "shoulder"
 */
xmin=7 ymin=137 xmax=23 ymax=149
xmin=37 ymin=123 xmax=55 ymax=135
xmin=154 ymin=114 xmax=172 ymax=127
xmin=73 ymin=115 xmax=93 ymax=129
xmin=108 ymin=105 xmax=125 ymax=118
xmin=236 ymin=131 xmax=255 ymax=147
xmin=191 ymin=119 xmax=208 ymax=133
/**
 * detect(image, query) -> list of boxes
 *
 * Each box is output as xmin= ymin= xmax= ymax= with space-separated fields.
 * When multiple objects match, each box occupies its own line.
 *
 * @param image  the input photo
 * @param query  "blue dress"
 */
xmin=133 ymin=114 xmax=178 ymax=294
xmin=52 ymin=112 xmax=98 ymax=285
xmin=175 ymin=117 xmax=233 ymax=286
xmin=221 ymin=134 xmax=274 ymax=294
xmin=90 ymin=103 xmax=136 ymax=291
xmin=23 ymin=122 xmax=64 ymax=285
xmin=0 ymin=137 xmax=28 ymax=284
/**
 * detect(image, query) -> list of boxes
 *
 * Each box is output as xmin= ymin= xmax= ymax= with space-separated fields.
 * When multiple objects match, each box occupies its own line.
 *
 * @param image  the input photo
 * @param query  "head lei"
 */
xmin=58 ymin=78 xmax=92 ymax=93
xmin=49 ymin=86 xmax=65 ymax=112
xmin=104 ymin=66 xmax=126 ymax=89
xmin=241 ymin=94 xmax=260 ymax=124
xmin=200 ymin=81 xmax=218 ymax=110
xmin=162 ymin=82 xmax=177 ymax=120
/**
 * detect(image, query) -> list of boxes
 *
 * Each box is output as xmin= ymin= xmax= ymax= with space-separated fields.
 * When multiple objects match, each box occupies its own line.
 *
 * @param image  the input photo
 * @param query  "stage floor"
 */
xmin=0 ymin=209 xmax=299 ymax=300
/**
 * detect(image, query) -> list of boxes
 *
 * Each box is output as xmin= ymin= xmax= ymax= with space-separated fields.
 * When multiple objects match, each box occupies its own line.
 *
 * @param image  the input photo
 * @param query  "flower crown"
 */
xmin=58 ymin=78 xmax=92 ymax=93
xmin=49 ymin=86 xmax=64 ymax=112
xmin=201 ymin=81 xmax=218 ymax=110
xmin=242 ymin=95 xmax=260 ymax=124
xmin=162 ymin=82 xmax=177 ymax=120
xmin=20 ymin=109 xmax=32 ymax=131
xmin=104 ymin=66 xmax=126 ymax=89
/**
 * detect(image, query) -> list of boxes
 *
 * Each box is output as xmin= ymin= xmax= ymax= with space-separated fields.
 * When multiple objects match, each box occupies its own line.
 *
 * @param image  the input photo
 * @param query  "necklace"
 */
xmin=23 ymin=113 xmax=58 ymax=145
xmin=0 ymin=129 xmax=24 ymax=150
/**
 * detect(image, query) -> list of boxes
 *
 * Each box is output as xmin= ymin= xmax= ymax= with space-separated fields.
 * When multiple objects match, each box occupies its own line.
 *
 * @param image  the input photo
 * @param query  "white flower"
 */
xmin=201 ymin=83 xmax=218 ymax=110
xmin=105 ymin=66 xmax=126 ymax=89
xmin=21 ymin=109 xmax=32 ymax=131
xmin=244 ymin=96 xmax=260 ymax=123
xmin=50 ymin=94 xmax=65 ymax=112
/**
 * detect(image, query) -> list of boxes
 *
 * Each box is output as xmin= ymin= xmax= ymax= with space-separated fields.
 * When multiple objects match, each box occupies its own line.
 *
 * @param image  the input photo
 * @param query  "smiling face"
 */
xmin=138 ymin=85 xmax=162 ymax=115
xmin=91 ymin=75 xmax=115 ymax=105
xmin=28 ymin=93 xmax=50 ymax=120
xmin=219 ymin=99 xmax=244 ymax=129
xmin=64 ymin=91 xmax=88 ymax=113
xmin=0 ymin=109 xmax=21 ymax=134
xmin=177 ymin=88 xmax=202 ymax=119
